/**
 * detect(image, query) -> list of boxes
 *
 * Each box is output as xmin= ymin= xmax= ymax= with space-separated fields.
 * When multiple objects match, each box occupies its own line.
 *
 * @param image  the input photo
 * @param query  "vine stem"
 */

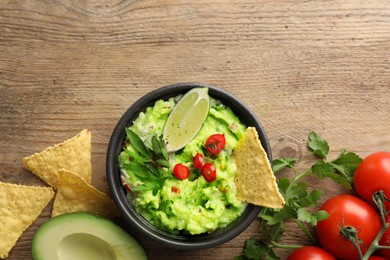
xmin=341 ymin=191 xmax=390 ymax=260
xmin=362 ymin=222 xmax=390 ymax=260
xmin=361 ymin=191 xmax=390 ymax=259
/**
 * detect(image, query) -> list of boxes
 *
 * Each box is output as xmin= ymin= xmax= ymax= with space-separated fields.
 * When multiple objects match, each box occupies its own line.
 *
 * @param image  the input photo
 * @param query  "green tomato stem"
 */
xmin=361 ymin=223 xmax=389 ymax=260
xmin=339 ymin=223 xmax=364 ymax=259
xmin=360 ymin=191 xmax=390 ymax=260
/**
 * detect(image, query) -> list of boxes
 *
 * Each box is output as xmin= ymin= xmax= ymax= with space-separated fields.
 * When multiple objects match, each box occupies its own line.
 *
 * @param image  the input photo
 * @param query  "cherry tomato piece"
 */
xmin=354 ymin=151 xmax=390 ymax=210
xmin=205 ymin=134 xmax=226 ymax=155
xmin=193 ymin=153 xmax=204 ymax=170
xmin=201 ymin=163 xmax=217 ymax=182
xmin=316 ymin=195 xmax=381 ymax=260
xmin=173 ymin=164 xmax=190 ymax=180
xmin=287 ymin=246 xmax=336 ymax=260
xmin=171 ymin=186 xmax=180 ymax=194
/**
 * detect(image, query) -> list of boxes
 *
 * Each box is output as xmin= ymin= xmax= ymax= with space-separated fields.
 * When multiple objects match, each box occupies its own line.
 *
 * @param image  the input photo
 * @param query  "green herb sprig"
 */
xmin=122 ymin=129 xmax=171 ymax=196
xmin=235 ymin=131 xmax=363 ymax=260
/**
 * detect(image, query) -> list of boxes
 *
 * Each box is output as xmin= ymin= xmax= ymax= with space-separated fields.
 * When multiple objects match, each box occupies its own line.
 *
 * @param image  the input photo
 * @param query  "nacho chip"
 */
xmin=233 ymin=127 xmax=285 ymax=209
xmin=23 ymin=129 xmax=92 ymax=189
xmin=52 ymin=169 xmax=120 ymax=218
xmin=0 ymin=182 xmax=54 ymax=258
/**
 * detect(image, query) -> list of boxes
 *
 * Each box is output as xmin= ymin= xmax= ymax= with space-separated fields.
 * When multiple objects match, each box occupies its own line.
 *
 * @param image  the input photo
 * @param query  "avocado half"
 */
xmin=32 ymin=212 xmax=147 ymax=260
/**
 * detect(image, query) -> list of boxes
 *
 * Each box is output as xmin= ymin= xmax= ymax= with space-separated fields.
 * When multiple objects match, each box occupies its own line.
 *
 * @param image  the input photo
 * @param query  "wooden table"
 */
xmin=1 ymin=0 xmax=389 ymax=259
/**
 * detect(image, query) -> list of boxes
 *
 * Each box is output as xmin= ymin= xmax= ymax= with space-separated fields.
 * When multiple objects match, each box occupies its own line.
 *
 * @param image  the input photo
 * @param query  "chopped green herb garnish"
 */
xmin=123 ymin=129 xmax=171 ymax=196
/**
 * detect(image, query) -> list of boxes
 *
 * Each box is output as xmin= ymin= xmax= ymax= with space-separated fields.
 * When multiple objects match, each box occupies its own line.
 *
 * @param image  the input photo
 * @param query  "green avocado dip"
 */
xmin=119 ymin=90 xmax=247 ymax=235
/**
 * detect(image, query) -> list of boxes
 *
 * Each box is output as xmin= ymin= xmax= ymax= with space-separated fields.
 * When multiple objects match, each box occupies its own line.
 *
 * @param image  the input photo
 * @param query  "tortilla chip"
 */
xmin=23 ymin=129 xmax=92 ymax=189
xmin=233 ymin=127 xmax=285 ymax=209
xmin=0 ymin=182 xmax=54 ymax=258
xmin=52 ymin=169 xmax=120 ymax=218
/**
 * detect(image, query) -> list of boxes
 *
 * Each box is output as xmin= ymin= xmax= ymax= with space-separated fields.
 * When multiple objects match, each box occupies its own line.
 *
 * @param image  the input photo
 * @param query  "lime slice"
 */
xmin=163 ymin=88 xmax=210 ymax=152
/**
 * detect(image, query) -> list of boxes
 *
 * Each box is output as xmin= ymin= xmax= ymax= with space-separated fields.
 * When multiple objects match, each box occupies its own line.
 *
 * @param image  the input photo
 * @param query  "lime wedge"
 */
xmin=163 ymin=88 xmax=210 ymax=152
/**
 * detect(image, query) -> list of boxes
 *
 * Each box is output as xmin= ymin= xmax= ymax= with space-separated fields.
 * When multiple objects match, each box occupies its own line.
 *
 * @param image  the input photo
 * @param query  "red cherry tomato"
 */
xmin=354 ymin=151 xmax=390 ymax=210
xmin=193 ymin=153 xmax=204 ymax=170
xmin=316 ymin=195 xmax=381 ymax=260
xmin=201 ymin=163 xmax=217 ymax=182
xmin=287 ymin=246 xmax=335 ymax=260
xmin=369 ymin=256 xmax=387 ymax=260
xmin=173 ymin=164 xmax=190 ymax=180
xmin=379 ymin=215 xmax=390 ymax=259
xmin=205 ymin=134 xmax=226 ymax=155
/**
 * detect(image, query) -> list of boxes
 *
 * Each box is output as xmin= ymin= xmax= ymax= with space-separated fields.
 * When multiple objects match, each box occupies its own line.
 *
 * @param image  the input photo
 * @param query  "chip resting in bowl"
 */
xmin=233 ymin=127 xmax=285 ymax=209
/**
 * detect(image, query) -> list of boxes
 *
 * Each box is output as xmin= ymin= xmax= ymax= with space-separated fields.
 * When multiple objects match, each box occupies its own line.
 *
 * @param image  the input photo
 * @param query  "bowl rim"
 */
xmin=106 ymin=82 xmax=272 ymax=250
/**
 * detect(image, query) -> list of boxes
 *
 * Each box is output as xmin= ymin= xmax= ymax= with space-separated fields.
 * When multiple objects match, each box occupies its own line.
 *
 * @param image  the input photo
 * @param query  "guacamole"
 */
xmin=119 ymin=93 xmax=247 ymax=235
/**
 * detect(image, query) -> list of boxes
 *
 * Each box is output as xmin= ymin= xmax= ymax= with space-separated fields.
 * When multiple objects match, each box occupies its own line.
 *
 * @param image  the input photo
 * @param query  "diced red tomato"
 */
xmin=201 ymin=163 xmax=217 ymax=182
xmin=205 ymin=134 xmax=226 ymax=155
xmin=193 ymin=153 xmax=204 ymax=169
xmin=171 ymin=186 xmax=180 ymax=194
xmin=173 ymin=164 xmax=190 ymax=180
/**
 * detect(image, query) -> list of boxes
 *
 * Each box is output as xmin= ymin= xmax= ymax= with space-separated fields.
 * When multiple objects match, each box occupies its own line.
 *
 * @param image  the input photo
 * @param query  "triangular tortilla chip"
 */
xmin=23 ymin=129 xmax=92 ymax=189
xmin=0 ymin=182 xmax=54 ymax=258
xmin=233 ymin=127 xmax=285 ymax=209
xmin=52 ymin=169 xmax=120 ymax=218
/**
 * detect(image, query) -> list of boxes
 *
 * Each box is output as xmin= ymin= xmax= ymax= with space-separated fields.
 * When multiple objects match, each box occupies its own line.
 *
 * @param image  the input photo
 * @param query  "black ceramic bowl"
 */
xmin=106 ymin=82 xmax=272 ymax=250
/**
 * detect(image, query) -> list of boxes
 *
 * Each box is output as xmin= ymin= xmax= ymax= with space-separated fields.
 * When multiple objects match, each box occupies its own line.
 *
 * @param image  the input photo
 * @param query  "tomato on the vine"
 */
xmin=354 ymin=151 xmax=390 ymax=210
xmin=287 ymin=246 xmax=335 ymax=260
xmin=193 ymin=153 xmax=204 ymax=170
xmin=316 ymin=195 xmax=382 ymax=260
xmin=201 ymin=163 xmax=217 ymax=182
xmin=205 ymin=134 xmax=226 ymax=154
xmin=173 ymin=164 xmax=190 ymax=180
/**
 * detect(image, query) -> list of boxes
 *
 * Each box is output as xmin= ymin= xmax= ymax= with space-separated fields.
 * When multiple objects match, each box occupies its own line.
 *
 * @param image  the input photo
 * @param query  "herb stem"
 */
xmin=285 ymin=168 xmax=310 ymax=198
xmin=269 ymin=240 xmax=302 ymax=250
xmin=294 ymin=219 xmax=316 ymax=242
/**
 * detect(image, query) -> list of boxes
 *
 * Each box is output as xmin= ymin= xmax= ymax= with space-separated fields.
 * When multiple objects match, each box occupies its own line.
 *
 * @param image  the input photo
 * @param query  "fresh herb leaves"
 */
xmin=122 ymin=129 xmax=171 ymax=196
xmin=235 ymin=237 xmax=278 ymax=260
xmin=235 ymin=131 xmax=363 ymax=259
xmin=308 ymin=131 xmax=329 ymax=159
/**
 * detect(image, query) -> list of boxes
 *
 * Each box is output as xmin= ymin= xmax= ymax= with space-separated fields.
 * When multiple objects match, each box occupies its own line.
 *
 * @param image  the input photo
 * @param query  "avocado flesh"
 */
xmin=32 ymin=212 xmax=147 ymax=260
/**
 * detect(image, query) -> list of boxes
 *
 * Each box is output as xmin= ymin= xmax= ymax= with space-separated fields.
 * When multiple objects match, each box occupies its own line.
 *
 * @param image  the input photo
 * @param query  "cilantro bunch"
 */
xmin=235 ymin=131 xmax=362 ymax=260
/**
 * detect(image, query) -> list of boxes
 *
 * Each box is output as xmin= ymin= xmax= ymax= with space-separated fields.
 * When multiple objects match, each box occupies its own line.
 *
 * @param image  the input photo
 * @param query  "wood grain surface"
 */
xmin=1 ymin=0 xmax=389 ymax=259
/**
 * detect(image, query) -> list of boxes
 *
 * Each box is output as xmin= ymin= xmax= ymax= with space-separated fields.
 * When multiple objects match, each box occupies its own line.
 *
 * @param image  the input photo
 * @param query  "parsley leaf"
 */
xmin=297 ymin=208 xmax=328 ymax=226
xmin=235 ymin=237 xmax=278 ymax=260
xmin=330 ymin=149 xmax=363 ymax=185
xmin=308 ymin=131 xmax=329 ymax=159
xmin=272 ymin=158 xmax=297 ymax=173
